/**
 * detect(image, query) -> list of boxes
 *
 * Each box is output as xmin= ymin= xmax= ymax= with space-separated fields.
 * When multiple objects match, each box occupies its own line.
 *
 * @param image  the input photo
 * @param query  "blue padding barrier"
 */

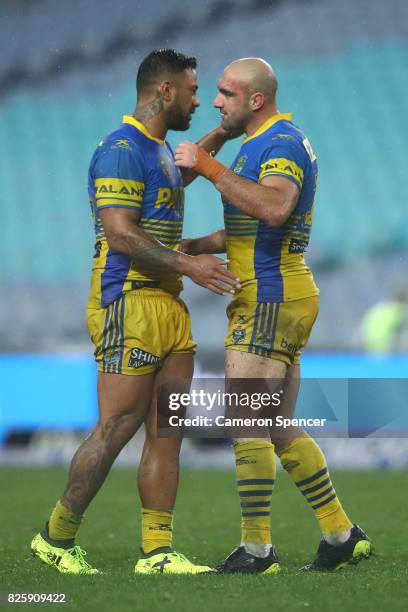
xmin=301 ymin=353 xmax=408 ymax=378
xmin=0 ymin=353 xmax=406 ymax=443
xmin=0 ymin=354 xmax=97 ymax=443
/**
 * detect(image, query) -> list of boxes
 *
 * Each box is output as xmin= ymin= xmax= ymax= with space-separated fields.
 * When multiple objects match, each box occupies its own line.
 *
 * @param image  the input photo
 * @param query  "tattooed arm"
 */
xmin=99 ymin=208 xmax=240 ymax=295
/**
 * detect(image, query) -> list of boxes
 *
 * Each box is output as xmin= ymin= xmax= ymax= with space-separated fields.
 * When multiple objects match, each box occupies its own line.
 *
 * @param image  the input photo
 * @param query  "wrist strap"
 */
xmin=194 ymin=147 xmax=228 ymax=183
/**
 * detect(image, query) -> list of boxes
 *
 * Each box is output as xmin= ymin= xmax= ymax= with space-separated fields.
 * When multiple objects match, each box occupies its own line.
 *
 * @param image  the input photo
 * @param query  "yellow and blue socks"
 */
xmin=47 ymin=500 xmax=82 ymax=543
xmin=234 ymin=440 xmax=276 ymax=557
xmin=277 ymin=435 xmax=352 ymax=543
xmin=141 ymin=508 xmax=173 ymax=554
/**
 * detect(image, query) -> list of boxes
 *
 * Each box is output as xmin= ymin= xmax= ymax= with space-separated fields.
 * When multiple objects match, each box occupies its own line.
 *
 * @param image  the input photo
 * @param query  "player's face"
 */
xmin=213 ymin=71 xmax=251 ymax=132
xmin=167 ymin=69 xmax=200 ymax=131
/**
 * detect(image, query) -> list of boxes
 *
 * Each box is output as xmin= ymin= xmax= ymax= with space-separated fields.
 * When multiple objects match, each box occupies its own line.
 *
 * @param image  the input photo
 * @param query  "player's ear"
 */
xmin=159 ymin=80 xmax=174 ymax=103
xmin=249 ymin=92 xmax=265 ymax=111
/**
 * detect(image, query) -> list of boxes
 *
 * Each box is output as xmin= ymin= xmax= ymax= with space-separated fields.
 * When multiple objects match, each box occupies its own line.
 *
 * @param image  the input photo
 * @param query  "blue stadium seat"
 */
xmin=0 ymin=0 xmax=407 ymax=351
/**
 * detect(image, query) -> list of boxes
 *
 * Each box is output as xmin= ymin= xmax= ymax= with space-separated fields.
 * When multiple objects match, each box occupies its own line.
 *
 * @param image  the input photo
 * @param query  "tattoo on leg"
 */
xmin=61 ymin=413 xmax=141 ymax=515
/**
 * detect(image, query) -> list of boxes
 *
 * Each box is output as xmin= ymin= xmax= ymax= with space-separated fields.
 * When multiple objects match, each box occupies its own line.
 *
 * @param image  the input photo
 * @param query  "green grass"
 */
xmin=1 ymin=467 xmax=407 ymax=611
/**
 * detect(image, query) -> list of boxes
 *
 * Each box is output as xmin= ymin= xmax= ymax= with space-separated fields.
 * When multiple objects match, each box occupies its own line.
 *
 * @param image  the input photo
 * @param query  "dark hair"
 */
xmin=136 ymin=49 xmax=197 ymax=95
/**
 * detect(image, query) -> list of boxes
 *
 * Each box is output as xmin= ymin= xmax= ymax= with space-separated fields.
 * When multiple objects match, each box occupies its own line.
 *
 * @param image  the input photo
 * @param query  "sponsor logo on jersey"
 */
xmin=154 ymin=186 xmax=184 ymax=220
xmin=128 ymin=347 xmax=162 ymax=369
xmin=233 ymin=155 xmax=248 ymax=174
xmin=255 ymin=332 xmax=274 ymax=350
xmin=259 ymin=158 xmax=304 ymax=186
xmin=112 ymin=139 xmax=132 ymax=150
xmin=280 ymin=338 xmax=298 ymax=354
xmin=237 ymin=314 xmax=249 ymax=324
xmin=271 ymin=133 xmax=298 ymax=144
xmin=159 ymin=157 xmax=171 ymax=179
xmin=103 ymin=347 xmax=121 ymax=366
xmin=96 ymin=182 xmax=144 ymax=198
xmin=232 ymin=328 xmax=246 ymax=344
xmin=288 ymin=238 xmax=308 ymax=254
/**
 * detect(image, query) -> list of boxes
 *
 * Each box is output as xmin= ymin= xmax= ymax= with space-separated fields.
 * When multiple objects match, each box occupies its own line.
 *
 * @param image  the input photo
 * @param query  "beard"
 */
xmin=167 ymin=107 xmax=192 ymax=131
xmin=221 ymin=112 xmax=248 ymax=133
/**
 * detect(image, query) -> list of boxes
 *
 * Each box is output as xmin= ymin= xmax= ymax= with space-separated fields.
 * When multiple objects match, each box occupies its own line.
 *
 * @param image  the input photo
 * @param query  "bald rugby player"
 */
xmin=176 ymin=58 xmax=372 ymax=573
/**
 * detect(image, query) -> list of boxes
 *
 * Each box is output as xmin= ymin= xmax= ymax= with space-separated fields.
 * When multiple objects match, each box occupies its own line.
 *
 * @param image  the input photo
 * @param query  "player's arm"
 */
xmin=211 ymin=172 xmax=299 ymax=226
xmin=175 ymin=143 xmax=299 ymax=226
xmin=99 ymin=208 xmax=239 ymax=295
xmin=181 ymin=127 xmax=241 ymax=187
xmin=181 ymin=229 xmax=226 ymax=255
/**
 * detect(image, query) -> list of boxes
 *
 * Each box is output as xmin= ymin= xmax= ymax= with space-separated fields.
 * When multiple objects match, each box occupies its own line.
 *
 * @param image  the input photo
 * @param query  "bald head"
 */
xmin=224 ymin=57 xmax=277 ymax=101
xmin=214 ymin=57 xmax=278 ymax=133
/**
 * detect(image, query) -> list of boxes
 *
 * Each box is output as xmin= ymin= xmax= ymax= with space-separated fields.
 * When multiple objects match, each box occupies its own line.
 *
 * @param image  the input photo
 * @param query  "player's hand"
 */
xmin=175 ymin=142 xmax=198 ymax=168
xmin=186 ymin=254 xmax=241 ymax=295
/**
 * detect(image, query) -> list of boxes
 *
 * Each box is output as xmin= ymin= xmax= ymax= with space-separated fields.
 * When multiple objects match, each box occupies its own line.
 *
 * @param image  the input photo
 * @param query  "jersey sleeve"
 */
xmin=258 ymin=136 xmax=308 ymax=190
xmin=93 ymin=141 xmax=145 ymax=210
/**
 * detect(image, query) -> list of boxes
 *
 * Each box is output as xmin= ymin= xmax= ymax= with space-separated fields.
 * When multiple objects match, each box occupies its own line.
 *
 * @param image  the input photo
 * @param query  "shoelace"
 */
xmin=66 ymin=546 xmax=92 ymax=569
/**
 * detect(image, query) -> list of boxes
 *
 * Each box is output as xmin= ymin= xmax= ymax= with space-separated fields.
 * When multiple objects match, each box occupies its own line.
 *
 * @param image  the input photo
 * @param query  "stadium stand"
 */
xmin=1 ymin=0 xmax=407 ymax=352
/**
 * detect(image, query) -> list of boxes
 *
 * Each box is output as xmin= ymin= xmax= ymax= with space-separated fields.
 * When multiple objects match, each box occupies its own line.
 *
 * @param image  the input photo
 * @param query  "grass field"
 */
xmin=1 ymin=467 xmax=407 ymax=611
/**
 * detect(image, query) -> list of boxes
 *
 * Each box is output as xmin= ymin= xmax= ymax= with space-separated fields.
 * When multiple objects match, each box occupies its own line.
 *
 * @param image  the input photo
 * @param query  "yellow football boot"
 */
xmin=134 ymin=548 xmax=212 ymax=575
xmin=31 ymin=532 xmax=100 ymax=575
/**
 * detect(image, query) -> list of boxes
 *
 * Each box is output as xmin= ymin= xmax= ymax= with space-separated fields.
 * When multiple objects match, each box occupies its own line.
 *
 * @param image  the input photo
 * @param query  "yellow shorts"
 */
xmin=87 ymin=288 xmax=196 ymax=376
xmin=225 ymin=295 xmax=319 ymax=366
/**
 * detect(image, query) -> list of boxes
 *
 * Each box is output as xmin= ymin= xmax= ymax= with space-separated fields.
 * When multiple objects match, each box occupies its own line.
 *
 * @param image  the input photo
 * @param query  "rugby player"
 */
xmin=175 ymin=58 xmax=372 ymax=573
xmin=31 ymin=49 xmax=240 ymax=575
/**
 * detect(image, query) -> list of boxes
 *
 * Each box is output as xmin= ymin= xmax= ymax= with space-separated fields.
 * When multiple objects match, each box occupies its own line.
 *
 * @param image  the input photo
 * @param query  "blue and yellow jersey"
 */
xmin=224 ymin=113 xmax=319 ymax=302
xmin=88 ymin=115 xmax=184 ymax=308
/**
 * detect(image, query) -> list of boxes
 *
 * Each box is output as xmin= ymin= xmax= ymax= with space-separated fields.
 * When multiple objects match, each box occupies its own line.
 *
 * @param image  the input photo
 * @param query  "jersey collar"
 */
xmin=243 ymin=112 xmax=293 ymax=143
xmin=122 ymin=115 xmax=165 ymax=145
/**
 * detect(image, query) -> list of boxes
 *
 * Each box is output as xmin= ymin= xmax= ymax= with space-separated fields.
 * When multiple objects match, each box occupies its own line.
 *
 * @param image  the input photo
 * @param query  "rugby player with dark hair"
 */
xmin=176 ymin=57 xmax=372 ymax=573
xmin=31 ymin=49 xmax=240 ymax=575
